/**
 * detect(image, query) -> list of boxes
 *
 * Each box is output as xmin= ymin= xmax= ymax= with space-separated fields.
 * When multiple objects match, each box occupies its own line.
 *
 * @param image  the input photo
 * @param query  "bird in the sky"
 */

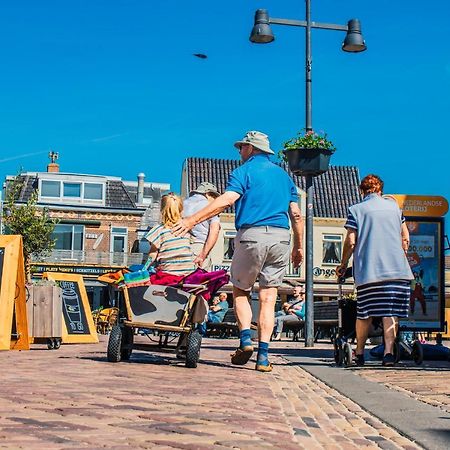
xmin=193 ymin=53 xmax=208 ymax=59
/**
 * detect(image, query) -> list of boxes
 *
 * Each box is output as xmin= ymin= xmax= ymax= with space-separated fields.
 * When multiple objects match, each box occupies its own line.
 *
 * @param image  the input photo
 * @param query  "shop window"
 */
xmin=322 ymin=234 xmax=342 ymax=265
xmin=223 ymin=231 xmax=236 ymax=261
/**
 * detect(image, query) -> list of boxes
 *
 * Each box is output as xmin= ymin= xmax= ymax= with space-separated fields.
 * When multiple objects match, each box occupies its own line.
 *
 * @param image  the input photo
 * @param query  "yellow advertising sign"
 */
xmin=388 ymin=195 xmax=448 ymax=217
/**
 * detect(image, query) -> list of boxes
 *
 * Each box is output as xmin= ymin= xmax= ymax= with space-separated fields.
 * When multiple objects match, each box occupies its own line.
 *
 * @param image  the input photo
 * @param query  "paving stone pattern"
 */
xmin=0 ymin=337 xmax=421 ymax=449
xmin=357 ymin=368 xmax=449 ymax=414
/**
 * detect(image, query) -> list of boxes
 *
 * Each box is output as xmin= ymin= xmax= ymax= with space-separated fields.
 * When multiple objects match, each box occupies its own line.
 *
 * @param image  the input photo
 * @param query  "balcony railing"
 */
xmin=35 ymin=250 xmax=145 ymax=267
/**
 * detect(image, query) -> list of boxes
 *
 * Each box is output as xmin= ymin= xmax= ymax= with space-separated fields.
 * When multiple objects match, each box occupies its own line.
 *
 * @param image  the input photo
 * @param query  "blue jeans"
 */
xmin=199 ymin=312 xmax=222 ymax=336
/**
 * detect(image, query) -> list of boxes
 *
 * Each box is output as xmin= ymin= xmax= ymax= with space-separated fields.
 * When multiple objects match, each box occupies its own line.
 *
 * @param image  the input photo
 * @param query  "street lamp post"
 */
xmin=250 ymin=1 xmax=366 ymax=347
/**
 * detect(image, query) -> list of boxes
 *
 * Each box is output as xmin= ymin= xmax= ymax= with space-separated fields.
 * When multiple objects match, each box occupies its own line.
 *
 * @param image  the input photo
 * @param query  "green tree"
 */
xmin=3 ymin=175 xmax=57 ymax=281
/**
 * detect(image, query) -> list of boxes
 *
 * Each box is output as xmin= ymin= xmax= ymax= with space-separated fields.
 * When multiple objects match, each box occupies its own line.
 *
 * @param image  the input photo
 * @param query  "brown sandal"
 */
xmin=255 ymin=362 xmax=273 ymax=373
xmin=230 ymin=346 xmax=254 ymax=365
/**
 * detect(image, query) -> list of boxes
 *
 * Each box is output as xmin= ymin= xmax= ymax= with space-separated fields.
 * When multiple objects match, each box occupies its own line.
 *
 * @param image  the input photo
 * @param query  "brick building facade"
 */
xmin=2 ymin=158 xmax=169 ymax=309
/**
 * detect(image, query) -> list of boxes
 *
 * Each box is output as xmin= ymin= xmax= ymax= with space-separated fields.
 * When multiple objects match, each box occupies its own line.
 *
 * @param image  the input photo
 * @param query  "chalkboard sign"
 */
xmin=0 ymin=235 xmax=29 ymax=351
xmin=44 ymin=273 xmax=98 ymax=344
xmin=60 ymin=280 xmax=90 ymax=334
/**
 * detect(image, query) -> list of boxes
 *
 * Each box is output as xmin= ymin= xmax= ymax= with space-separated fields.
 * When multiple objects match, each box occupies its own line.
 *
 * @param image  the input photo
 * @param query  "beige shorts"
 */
xmin=231 ymin=226 xmax=291 ymax=291
xmin=190 ymin=241 xmax=212 ymax=271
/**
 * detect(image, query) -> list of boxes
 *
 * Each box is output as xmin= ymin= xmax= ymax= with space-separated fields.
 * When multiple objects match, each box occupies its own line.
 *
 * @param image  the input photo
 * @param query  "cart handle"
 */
xmin=180 ymin=283 xmax=208 ymax=293
xmin=337 ymin=266 xmax=353 ymax=284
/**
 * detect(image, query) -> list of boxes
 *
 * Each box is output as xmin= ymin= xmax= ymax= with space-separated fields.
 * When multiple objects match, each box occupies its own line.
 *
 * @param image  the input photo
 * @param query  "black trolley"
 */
xmin=333 ymin=268 xmax=424 ymax=367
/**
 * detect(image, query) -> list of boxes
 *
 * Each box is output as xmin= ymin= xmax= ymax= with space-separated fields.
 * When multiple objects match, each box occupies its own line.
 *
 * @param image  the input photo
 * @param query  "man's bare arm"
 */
xmin=194 ymin=221 xmax=221 ymax=266
xmin=173 ymin=191 xmax=240 ymax=236
xmin=288 ymin=201 xmax=304 ymax=268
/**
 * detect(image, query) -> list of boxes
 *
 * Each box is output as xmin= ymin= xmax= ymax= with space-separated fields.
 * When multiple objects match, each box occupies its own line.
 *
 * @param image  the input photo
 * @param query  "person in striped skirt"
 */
xmin=336 ymin=174 xmax=413 ymax=367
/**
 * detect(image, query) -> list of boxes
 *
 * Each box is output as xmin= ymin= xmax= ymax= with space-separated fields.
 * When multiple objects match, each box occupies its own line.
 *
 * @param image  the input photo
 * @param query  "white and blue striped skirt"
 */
xmin=356 ymin=280 xmax=411 ymax=320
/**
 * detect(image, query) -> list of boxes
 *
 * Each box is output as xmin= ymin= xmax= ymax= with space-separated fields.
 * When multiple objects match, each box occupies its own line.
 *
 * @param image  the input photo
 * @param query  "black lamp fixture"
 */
xmin=250 ymin=9 xmax=274 ymax=44
xmin=342 ymin=19 xmax=366 ymax=52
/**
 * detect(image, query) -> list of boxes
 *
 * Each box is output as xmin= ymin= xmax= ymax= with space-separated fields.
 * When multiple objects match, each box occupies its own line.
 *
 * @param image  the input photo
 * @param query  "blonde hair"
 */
xmin=160 ymin=192 xmax=183 ymax=227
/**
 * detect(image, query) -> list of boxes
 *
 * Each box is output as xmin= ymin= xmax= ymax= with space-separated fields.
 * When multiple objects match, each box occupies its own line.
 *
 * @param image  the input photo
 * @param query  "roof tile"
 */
xmin=184 ymin=157 xmax=362 ymax=218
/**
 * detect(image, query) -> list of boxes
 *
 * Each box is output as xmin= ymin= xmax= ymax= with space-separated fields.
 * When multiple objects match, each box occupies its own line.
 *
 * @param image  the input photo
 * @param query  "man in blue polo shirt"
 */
xmin=172 ymin=130 xmax=304 ymax=372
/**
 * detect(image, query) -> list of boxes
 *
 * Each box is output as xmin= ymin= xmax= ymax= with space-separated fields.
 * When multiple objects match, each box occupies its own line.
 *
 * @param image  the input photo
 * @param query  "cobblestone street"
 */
xmin=0 ymin=337 xmax=433 ymax=449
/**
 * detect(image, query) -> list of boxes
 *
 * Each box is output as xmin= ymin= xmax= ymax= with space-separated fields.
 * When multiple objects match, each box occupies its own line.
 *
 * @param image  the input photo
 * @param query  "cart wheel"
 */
xmin=185 ymin=330 xmax=202 ymax=368
xmin=121 ymin=326 xmax=134 ymax=361
xmin=47 ymin=339 xmax=55 ymax=350
xmin=53 ymin=339 xmax=62 ymax=350
xmin=343 ymin=343 xmax=353 ymax=367
xmin=333 ymin=339 xmax=344 ymax=366
xmin=412 ymin=341 xmax=424 ymax=365
xmin=107 ymin=325 xmax=123 ymax=362
xmin=393 ymin=341 xmax=401 ymax=363
xmin=176 ymin=332 xmax=187 ymax=360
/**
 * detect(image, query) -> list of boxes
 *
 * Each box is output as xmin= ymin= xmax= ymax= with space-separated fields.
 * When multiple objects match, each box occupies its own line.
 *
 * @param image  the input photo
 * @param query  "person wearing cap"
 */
xmin=183 ymin=182 xmax=221 ymax=270
xmin=173 ymin=130 xmax=304 ymax=373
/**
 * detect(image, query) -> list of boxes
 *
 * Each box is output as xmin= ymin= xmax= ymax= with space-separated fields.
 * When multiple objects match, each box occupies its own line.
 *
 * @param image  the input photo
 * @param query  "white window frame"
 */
xmin=223 ymin=230 xmax=236 ymax=262
xmin=110 ymin=227 xmax=128 ymax=266
xmin=38 ymin=178 xmax=105 ymax=206
xmin=52 ymin=224 xmax=85 ymax=260
xmin=322 ymin=234 xmax=343 ymax=266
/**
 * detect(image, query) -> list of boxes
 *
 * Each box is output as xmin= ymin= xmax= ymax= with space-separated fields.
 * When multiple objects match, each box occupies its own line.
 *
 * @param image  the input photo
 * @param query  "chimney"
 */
xmin=137 ymin=172 xmax=145 ymax=204
xmin=47 ymin=151 xmax=60 ymax=173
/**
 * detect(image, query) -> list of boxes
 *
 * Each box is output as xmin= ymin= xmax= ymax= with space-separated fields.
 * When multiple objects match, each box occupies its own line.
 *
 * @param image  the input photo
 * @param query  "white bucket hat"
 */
xmin=191 ymin=182 xmax=220 ymax=197
xmin=234 ymin=130 xmax=274 ymax=155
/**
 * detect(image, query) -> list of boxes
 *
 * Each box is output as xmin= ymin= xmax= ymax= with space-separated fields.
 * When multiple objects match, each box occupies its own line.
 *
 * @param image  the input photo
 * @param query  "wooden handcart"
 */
xmin=107 ymin=282 xmax=209 ymax=368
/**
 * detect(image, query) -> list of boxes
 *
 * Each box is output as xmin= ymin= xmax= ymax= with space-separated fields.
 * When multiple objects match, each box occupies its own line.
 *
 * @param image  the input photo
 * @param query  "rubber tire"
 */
xmin=54 ymin=339 xmax=61 ymax=350
xmin=107 ymin=325 xmax=123 ymax=362
xmin=393 ymin=341 xmax=401 ymax=363
xmin=343 ymin=342 xmax=353 ymax=367
xmin=334 ymin=340 xmax=344 ymax=366
xmin=185 ymin=330 xmax=202 ymax=368
xmin=47 ymin=339 xmax=55 ymax=350
xmin=412 ymin=341 xmax=424 ymax=365
xmin=121 ymin=326 xmax=134 ymax=361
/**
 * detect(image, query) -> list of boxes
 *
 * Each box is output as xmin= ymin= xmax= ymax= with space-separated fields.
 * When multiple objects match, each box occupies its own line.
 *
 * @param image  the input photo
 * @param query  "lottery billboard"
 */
xmin=400 ymin=217 xmax=445 ymax=331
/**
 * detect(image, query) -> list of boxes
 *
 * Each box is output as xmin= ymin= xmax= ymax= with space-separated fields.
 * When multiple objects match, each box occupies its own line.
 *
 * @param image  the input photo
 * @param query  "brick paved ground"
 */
xmin=356 ymin=367 xmax=449 ymax=413
xmin=271 ymin=339 xmax=450 ymax=414
xmin=0 ymin=336 xmax=422 ymax=449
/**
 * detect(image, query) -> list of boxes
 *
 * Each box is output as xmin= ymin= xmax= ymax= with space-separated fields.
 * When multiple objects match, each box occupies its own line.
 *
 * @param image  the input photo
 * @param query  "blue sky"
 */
xmin=1 ymin=1 xmax=449 ymax=230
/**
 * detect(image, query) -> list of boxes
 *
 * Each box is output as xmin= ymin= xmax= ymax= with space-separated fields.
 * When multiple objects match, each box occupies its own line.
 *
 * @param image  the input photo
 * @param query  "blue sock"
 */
xmin=257 ymin=341 xmax=270 ymax=366
xmin=239 ymin=329 xmax=252 ymax=348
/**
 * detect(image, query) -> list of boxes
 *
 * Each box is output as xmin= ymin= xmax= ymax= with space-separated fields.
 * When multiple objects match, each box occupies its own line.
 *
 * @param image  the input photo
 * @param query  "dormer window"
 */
xmin=84 ymin=183 xmax=103 ymax=200
xmin=41 ymin=180 xmax=61 ymax=197
xmin=63 ymin=183 xmax=81 ymax=198
xmin=39 ymin=177 xmax=105 ymax=205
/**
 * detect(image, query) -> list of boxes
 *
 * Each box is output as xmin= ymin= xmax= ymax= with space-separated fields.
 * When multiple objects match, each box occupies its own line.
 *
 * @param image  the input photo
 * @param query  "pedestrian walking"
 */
xmin=173 ymin=130 xmax=304 ymax=372
xmin=336 ymin=174 xmax=413 ymax=367
xmin=183 ymin=182 xmax=221 ymax=270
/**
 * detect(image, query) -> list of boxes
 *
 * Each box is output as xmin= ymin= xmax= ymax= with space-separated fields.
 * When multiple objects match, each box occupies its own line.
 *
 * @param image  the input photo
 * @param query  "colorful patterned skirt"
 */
xmin=356 ymin=280 xmax=411 ymax=320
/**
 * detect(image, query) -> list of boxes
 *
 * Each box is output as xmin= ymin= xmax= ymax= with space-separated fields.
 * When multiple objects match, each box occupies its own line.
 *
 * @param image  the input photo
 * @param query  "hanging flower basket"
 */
xmin=283 ymin=147 xmax=333 ymax=176
xmin=280 ymin=129 xmax=336 ymax=177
